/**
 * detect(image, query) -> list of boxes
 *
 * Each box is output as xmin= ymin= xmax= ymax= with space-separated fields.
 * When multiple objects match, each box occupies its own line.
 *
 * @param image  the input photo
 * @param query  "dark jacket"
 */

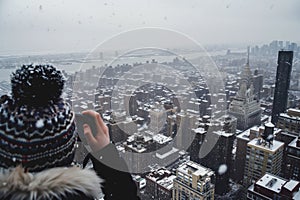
xmin=0 ymin=144 xmax=140 ymax=200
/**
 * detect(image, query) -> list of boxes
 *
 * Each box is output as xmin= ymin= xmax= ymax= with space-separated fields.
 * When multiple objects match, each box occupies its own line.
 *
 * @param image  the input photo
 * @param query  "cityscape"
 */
xmin=0 ymin=40 xmax=300 ymax=199
xmin=1 ymin=1 xmax=300 ymax=199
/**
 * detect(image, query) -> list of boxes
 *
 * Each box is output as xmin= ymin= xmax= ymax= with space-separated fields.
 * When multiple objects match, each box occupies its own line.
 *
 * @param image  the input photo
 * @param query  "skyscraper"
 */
xmin=228 ymin=47 xmax=261 ymax=130
xmin=252 ymin=69 xmax=263 ymax=100
xmin=243 ymin=123 xmax=284 ymax=187
xmin=271 ymin=51 xmax=293 ymax=124
xmin=234 ymin=125 xmax=282 ymax=184
xmin=189 ymin=115 xmax=236 ymax=194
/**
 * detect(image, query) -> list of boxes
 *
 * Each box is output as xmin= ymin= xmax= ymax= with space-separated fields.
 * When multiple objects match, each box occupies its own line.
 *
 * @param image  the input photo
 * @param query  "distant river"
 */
xmin=0 ymin=68 xmax=15 ymax=82
xmin=0 ymin=50 xmax=226 ymax=82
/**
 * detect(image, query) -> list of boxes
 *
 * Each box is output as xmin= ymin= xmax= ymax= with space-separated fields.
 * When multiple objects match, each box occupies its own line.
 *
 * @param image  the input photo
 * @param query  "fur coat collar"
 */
xmin=0 ymin=166 xmax=103 ymax=200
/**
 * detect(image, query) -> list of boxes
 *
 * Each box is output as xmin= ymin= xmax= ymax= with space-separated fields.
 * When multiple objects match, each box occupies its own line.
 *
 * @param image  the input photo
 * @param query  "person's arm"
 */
xmin=89 ymin=144 xmax=139 ymax=200
xmin=82 ymin=110 xmax=140 ymax=200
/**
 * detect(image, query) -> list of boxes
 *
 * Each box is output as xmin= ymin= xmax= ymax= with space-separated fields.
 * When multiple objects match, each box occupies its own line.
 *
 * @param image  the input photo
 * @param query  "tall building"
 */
xmin=247 ymin=173 xmax=300 ymax=200
xmin=173 ymin=161 xmax=215 ymax=200
xmin=234 ymin=125 xmax=282 ymax=184
xmin=244 ymin=123 xmax=284 ymax=186
xmin=272 ymin=51 xmax=293 ymax=124
xmin=234 ymin=125 xmax=261 ymax=184
xmin=284 ymin=137 xmax=300 ymax=181
xmin=277 ymin=108 xmax=300 ymax=137
xmin=189 ymin=115 xmax=236 ymax=194
xmin=228 ymin=48 xmax=261 ymax=130
xmin=252 ymin=69 xmax=264 ymax=100
xmin=276 ymin=130 xmax=300 ymax=181
xmin=200 ymin=130 xmax=234 ymax=195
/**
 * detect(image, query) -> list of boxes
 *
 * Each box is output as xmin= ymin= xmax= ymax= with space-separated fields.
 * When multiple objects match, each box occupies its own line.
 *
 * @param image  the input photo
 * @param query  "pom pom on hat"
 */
xmin=11 ymin=64 xmax=65 ymax=107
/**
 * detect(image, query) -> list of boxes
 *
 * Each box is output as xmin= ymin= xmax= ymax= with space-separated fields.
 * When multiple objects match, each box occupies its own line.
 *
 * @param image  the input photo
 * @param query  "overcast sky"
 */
xmin=0 ymin=0 xmax=299 ymax=55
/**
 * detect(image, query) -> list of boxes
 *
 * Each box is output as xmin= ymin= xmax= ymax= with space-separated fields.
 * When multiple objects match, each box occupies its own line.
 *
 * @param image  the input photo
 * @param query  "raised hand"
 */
xmin=82 ymin=110 xmax=110 ymax=152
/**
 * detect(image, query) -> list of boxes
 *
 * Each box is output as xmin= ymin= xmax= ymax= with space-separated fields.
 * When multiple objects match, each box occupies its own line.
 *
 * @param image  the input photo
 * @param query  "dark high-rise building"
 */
xmin=272 ymin=51 xmax=293 ymax=124
xmin=189 ymin=115 xmax=236 ymax=194
xmin=276 ymin=131 xmax=300 ymax=181
xmin=253 ymin=69 xmax=263 ymax=100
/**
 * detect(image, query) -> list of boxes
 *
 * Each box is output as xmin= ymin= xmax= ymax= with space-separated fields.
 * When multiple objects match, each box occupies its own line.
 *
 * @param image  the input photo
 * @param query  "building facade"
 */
xmin=145 ymin=168 xmax=176 ymax=200
xmin=277 ymin=108 xmax=300 ymax=137
xmin=285 ymin=138 xmax=300 ymax=181
xmin=173 ymin=161 xmax=215 ymax=200
xmin=244 ymin=134 xmax=284 ymax=187
xmin=189 ymin=115 xmax=236 ymax=194
xmin=234 ymin=125 xmax=261 ymax=184
xmin=272 ymin=51 xmax=293 ymax=124
xmin=275 ymin=130 xmax=300 ymax=181
xmin=234 ymin=125 xmax=282 ymax=184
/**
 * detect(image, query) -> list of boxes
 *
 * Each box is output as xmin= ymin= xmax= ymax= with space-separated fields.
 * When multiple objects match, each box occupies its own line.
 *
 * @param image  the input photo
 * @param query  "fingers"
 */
xmin=94 ymin=112 xmax=109 ymax=136
xmin=82 ymin=110 xmax=108 ymax=136
xmin=81 ymin=110 xmax=110 ymax=151
xmin=83 ymin=124 xmax=97 ymax=151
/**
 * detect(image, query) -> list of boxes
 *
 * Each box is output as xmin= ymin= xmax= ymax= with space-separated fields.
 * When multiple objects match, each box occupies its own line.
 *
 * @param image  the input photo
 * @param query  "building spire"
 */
xmin=247 ymin=46 xmax=250 ymax=65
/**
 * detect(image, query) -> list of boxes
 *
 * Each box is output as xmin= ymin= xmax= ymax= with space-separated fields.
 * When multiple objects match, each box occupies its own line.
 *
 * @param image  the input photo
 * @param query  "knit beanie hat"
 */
xmin=0 ymin=65 xmax=77 ymax=172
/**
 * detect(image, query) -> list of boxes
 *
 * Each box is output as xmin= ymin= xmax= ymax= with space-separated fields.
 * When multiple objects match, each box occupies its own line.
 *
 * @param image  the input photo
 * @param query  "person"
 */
xmin=0 ymin=64 xmax=140 ymax=200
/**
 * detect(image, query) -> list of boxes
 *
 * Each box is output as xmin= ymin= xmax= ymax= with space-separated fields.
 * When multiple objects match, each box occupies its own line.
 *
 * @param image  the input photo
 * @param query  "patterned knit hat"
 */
xmin=0 ymin=64 xmax=77 ymax=172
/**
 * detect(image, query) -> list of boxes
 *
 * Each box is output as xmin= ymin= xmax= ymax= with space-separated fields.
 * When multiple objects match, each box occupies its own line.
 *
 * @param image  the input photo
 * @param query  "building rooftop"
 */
xmin=152 ymin=134 xmax=172 ymax=144
xmin=256 ymin=173 xmax=286 ymax=193
xmin=214 ymin=130 xmax=234 ymax=137
xmin=237 ymin=125 xmax=282 ymax=142
xmin=283 ymin=180 xmax=299 ymax=191
xmin=178 ymin=161 xmax=214 ymax=178
xmin=156 ymin=147 xmax=179 ymax=159
xmin=157 ymin=175 xmax=177 ymax=190
xmin=146 ymin=168 xmax=173 ymax=185
xmin=265 ymin=121 xmax=275 ymax=128
xmin=288 ymin=137 xmax=300 ymax=148
xmin=251 ymin=173 xmax=300 ymax=199
xmin=236 ymin=125 xmax=261 ymax=141
xmin=193 ymin=127 xmax=206 ymax=134
xmin=248 ymin=138 xmax=284 ymax=153
xmin=279 ymin=108 xmax=300 ymax=120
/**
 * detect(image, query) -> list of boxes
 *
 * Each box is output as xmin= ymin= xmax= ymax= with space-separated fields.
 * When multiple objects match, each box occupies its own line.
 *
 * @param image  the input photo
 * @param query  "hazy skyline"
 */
xmin=0 ymin=0 xmax=299 ymax=55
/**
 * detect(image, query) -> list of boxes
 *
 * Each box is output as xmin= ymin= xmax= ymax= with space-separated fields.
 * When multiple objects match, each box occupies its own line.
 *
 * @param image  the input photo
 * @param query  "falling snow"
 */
xmin=218 ymin=164 xmax=228 ymax=175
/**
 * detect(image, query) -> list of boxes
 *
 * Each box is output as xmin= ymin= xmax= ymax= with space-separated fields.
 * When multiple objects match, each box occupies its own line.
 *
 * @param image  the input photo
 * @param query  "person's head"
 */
xmin=0 ymin=64 xmax=77 ymax=172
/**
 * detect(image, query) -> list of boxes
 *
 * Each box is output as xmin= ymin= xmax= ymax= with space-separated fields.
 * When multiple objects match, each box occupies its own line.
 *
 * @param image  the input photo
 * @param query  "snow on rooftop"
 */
xmin=157 ymin=175 xmax=176 ymax=190
xmin=294 ymin=191 xmax=300 ymax=200
xmin=265 ymin=121 xmax=275 ymax=128
xmin=193 ymin=127 xmax=206 ymax=134
xmin=178 ymin=161 xmax=212 ymax=177
xmin=256 ymin=173 xmax=286 ymax=193
xmin=236 ymin=128 xmax=251 ymax=141
xmin=153 ymin=134 xmax=172 ymax=144
xmin=248 ymin=138 xmax=284 ymax=152
xmin=156 ymin=147 xmax=178 ymax=159
xmin=283 ymin=180 xmax=299 ymax=191
xmin=214 ymin=130 xmax=234 ymax=137
xmin=288 ymin=137 xmax=299 ymax=148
